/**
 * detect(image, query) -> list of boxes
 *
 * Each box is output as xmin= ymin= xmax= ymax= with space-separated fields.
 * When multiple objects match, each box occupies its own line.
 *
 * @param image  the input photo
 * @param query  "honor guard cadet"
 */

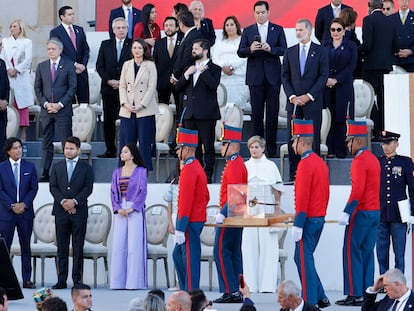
xmin=213 ymin=124 xmax=247 ymax=303
xmin=376 ymin=131 xmax=414 ymax=275
xmin=291 ymin=119 xmax=330 ymax=308
xmin=173 ymin=125 xmax=209 ymax=291
xmin=336 ymin=120 xmax=380 ymax=306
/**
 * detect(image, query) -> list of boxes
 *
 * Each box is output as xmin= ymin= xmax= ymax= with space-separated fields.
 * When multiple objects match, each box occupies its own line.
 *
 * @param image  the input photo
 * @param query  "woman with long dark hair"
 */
xmin=133 ymin=3 xmax=161 ymax=49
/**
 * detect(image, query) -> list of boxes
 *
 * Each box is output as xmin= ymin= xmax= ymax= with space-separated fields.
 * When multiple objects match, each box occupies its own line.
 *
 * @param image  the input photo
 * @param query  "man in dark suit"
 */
xmin=0 ymin=36 xmax=9 ymax=162
xmin=0 ymin=137 xmax=38 ymax=289
xmin=174 ymin=39 xmax=221 ymax=183
xmin=237 ymin=0 xmax=287 ymax=157
xmin=96 ymin=17 xmax=132 ymax=158
xmin=108 ymin=0 xmax=141 ymax=39
xmin=153 ymin=16 xmax=183 ymax=105
xmin=277 ymin=280 xmax=320 ymax=311
xmin=390 ymin=0 xmax=414 ymax=72
xmin=49 ymin=136 xmax=93 ymax=289
xmin=34 ymin=38 xmax=77 ymax=182
xmin=360 ymin=0 xmax=398 ymax=139
xmin=362 ymin=269 xmax=414 ymax=311
xmin=315 ymin=0 xmax=352 ymax=44
xmin=281 ymin=19 xmax=329 ymax=181
xmin=50 ymin=5 xmax=90 ymax=105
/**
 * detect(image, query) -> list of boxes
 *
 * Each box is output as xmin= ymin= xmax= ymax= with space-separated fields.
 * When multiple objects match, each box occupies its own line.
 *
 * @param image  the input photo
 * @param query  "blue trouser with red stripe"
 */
xmin=172 ymin=222 xmax=203 ymax=291
xmin=213 ymin=227 xmax=243 ymax=294
xmin=342 ymin=210 xmax=380 ymax=296
xmin=294 ymin=217 xmax=327 ymax=305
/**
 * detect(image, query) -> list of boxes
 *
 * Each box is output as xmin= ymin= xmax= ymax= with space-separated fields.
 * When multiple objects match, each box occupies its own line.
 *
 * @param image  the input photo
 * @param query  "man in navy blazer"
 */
xmin=49 ymin=136 xmax=93 ymax=289
xmin=281 ymin=19 xmax=329 ymax=180
xmin=0 ymin=137 xmax=38 ymax=289
xmin=50 ymin=6 xmax=90 ymax=105
xmin=96 ymin=17 xmax=132 ymax=158
xmin=362 ymin=269 xmax=414 ymax=311
xmin=108 ymin=0 xmax=141 ymax=39
xmin=315 ymin=0 xmax=352 ymax=44
xmin=237 ymin=0 xmax=287 ymax=157
xmin=34 ymin=38 xmax=77 ymax=182
xmin=0 ymin=36 xmax=9 ymax=162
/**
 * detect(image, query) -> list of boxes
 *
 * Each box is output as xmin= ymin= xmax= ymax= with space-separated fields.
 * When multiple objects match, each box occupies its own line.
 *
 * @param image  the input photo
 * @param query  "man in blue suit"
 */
xmin=50 ymin=6 xmax=90 ymax=105
xmin=281 ymin=19 xmax=329 ymax=181
xmin=0 ymin=137 xmax=38 ymax=289
xmin=237 ymin=0 xmax=287 ymax=157
xmin=0 ymin=35 xmax=9 ymax=162
xmin=108 ymin=0 xmax=141 ymax=39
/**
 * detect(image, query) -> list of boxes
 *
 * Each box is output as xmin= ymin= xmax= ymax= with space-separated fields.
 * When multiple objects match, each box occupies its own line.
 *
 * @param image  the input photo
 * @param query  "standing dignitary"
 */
xmin=376 ymin=131 xmax=414 ymax=274
xmin=359 ymin=0 xmax=397 ymax=138
xmin=213 ymin=125 xmax=247 ymax=303
xmin=290 ymin=120 xmax=330 ymax=308
xmin=96 ymin=17 xmax=132 ymax=158
xmin=0 ymin=137 xmax=38 ymax=289
xmin=237 ymin=1 xmax=287 ymax=158
xmin=109 ymin=0 xmax=141 ymax=40
xmin=390 ymin=0 xmax=414 ymax=72
xmin=281 ymin=19 xmax=329 ymax=181
xmin=315 ymin=0 xmax=352 ymax=44
xmin=50 ymin=6 xmax=90 ymax=105
xmin=49 ymin=136 xmax=94 ymax=289
xmin=383 ymin=0 xmax=396 ymax=16
xmin=173 ymin=126 xmax=209 ymax=291
xmin=174 ymin=39 xmax=221 ymax=183
xmin=0 ymin=36 xmax=9 ymax=162
xmin=153 ymin=16 xmax=182 ymax=105
xmin=336 ymin=120 xmax=380 ymax=306
xmin=362 ymin=269 xmax=414 ymax=311
xmin=34 ymin=38 xmax=77 ymax=182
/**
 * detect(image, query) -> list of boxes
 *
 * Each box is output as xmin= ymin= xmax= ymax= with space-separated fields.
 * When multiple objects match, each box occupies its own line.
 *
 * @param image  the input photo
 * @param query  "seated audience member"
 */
xmin=277 ymin=280 xmax=319 ymax=311
xmin=127 ymin=297 xmax=144 ymax=311
xmin=143 ymin=294 xmax=166 ymax=311
xmin=167 ymin=291 xmax=192 ymax=311
xmin=41 ymin=297 xmax=68 ymax=311
xmin=71 ymin=283 xmax=92 ymax=311
xmin=212 ymin=16 xmax=248 ymax=109
xmin=188 ymin=289 xmax=212 ymax=311
xmin=148 ymin=289 xmax=165 ymax=302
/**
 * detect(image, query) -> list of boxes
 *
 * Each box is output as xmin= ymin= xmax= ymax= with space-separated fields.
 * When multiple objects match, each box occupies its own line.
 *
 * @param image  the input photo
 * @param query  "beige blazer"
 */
xmin=119 ymin=59 xmax=158 ymax=118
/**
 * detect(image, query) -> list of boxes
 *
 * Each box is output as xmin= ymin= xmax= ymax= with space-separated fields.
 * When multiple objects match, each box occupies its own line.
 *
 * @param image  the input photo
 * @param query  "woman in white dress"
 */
xmin=0 ymin=19 xmax=34 ymax=141
xmin=212 ymin=16 xmax=248 ymax=109
xmin=242 ymin=135 xmax=284 ymax=293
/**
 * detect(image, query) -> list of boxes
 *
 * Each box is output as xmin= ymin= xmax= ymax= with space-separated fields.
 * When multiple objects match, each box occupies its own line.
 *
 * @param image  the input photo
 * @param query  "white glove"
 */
xmin=215 ymin=213 xmax=225 ymax=224
xmin=338 ymin=212 xmax=350 ymax=225
xmin=407 ymin=216 xmax=414 ymax=225
xmin=292 ymin=226 xmax=303 ymax=242
xmin=175 ymin=230 xmax=185 ymax=245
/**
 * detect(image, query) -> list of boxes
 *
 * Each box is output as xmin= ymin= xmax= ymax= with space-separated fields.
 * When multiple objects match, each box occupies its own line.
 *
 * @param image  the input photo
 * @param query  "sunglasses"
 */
xmin=382 ymin=7 xmax=392 ymax=11
xmin=330 ymin=27 xmax=344 ymax=32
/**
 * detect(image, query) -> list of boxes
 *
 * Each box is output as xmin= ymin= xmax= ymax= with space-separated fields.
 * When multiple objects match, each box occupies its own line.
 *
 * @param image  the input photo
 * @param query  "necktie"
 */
xmin=69 ymin=26 xmax=77 ymax=49
xmin=168 ymin=37 xmax=175 ymax=58
xmin=402 ymin=12 xmax=407 ymax=24
xmin=391 ymin=300 xmax=400 ymax=311
xmin=127 ymin=8 xmax=133 ymax=39
xmin=67 ymin=160 xmax=74 ymax=182
xmin=300 ymin=45 xmax=307 ymax=76
xmin=117 ymin=40 xmax=123 ymax=62
xmin=51 ymin=62 xmax=56 ymax=82
xmin=334 ymin=7 xmax=340 ymax=18
xmin=13 ymin=162 xmax=18 ymax=186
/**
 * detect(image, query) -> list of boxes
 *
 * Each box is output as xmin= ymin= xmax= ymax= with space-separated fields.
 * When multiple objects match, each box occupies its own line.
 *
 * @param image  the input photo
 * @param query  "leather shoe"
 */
xmin=97 ymin=151 xmax=117 ymax=158
xmin=23 ymin=280 xmax=36 ymax=289
xmin=317 ymin=298 xmax=331 ymax=308
xmin=38 ymin=175 xmax=50 ymax=182
xmin=335 ymin=296 xmax=363 ymax=306
xmin=213 ymin=293 xmax=232 ymax=303
xmin=52 ymin=282 xmax=67 ymax=289
xmin=230 ymin=291 xmax=243 ymax=303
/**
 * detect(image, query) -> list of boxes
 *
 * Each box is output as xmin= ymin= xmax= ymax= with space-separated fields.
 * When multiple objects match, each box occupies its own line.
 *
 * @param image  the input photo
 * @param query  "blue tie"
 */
xmin=13 ymin=162 xmax=19 ymax=186
xmin=117 ymin=40 xmax=123 ymax=61
xmin=300 ymin=45 xmax=307 ymax=76
xmin=127 ymin=8 xmax=133 ymax=39
xmin=67 ymin=160 xmax=74 ymax=182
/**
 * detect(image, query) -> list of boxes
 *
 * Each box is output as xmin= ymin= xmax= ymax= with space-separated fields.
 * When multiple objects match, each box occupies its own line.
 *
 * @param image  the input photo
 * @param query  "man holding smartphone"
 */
xmin=237 ymin=0 xmax=287 ymax=158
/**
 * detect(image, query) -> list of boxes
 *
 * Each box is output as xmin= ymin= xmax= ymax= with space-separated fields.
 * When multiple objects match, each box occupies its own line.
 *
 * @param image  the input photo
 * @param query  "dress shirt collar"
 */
xmin=257 ymin=20 xmax=269 ymax=28
xmin=66 ymin=156 xmax=79 ymax=164
xmin=122 ymin=4 xmax=132 ymax=10
xmin=9 ymin=158 xmax=21 ymax=166
xmin=50 ymin=57 xmax=61 ymax=66
xmin=195 ymin=58 xmax=209 ymax=68
xmin=331 ymin=3 xmax=342 ymax=9
xmin=249 ymin=154 xmax=268 ymax=164
xmin=116 ymin=38 xmax=124 ymax=45
xmin=62 ymin=22 xmax=73 ymax=30
xmin=183 ymin=26 xmax=196 ymax=39
xmin=292 ymin=298 xmax=304 ymax=311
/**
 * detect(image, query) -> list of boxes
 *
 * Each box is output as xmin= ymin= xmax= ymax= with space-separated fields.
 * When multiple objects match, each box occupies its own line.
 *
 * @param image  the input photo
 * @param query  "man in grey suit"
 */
xmin=34 ymin=38 xmax=77 ymax=182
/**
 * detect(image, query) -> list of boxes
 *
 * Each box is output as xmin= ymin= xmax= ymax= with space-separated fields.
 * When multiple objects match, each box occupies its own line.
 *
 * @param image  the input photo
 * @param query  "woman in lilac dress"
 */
xmin=110 ymin=143 xmax=148 ymax=289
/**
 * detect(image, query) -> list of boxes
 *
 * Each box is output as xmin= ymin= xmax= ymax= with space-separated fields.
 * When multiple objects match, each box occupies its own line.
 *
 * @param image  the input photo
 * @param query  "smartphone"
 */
xmin=239 ymin=274 xmax=245 ymax=288
xmin=254 ymin=35 xmax=261 ymax=43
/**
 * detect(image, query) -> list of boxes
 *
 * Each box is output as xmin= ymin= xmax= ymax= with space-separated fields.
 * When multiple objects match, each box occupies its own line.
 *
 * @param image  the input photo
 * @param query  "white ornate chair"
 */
xmin=11 ymin=203 xmax=58 ymax=286
xmin=390 ymin=65 xmax=408 ymax=74
xmin=278 ymin=228 xmax=288 ymax=283
xmin=88 ymin=69 xmax=103 ymax=121
xmin=53 ymin=105 xmax=96 ymax=164
xmin=200 ymin=205 xmax=220 ymax=291
xmin=145 ymin=204 xmax=170 ymax=288
xmin=28 ymin=71 xmax=41 ymax=139
xmin=279 ymin=108 xmax=331 ymax=180
xmin=214 ymin=104 xmax=244 ymax=154
xmin=155 ymin=103 xmax=174 ymax=181
xmin=278 ymin=88 xmax=288 ymax=129
xmin=217 ymin=83 xmax=228 ymax=108
xmin=6 ymin=106 xmax=20 ymax=138
xmin=353 ymin=79 xmax=375 ymax=149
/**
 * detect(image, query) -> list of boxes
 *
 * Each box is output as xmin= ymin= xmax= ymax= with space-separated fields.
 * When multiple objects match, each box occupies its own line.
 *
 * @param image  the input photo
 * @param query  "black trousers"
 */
xmin=102 ymin=93 xmax=120 ymax=154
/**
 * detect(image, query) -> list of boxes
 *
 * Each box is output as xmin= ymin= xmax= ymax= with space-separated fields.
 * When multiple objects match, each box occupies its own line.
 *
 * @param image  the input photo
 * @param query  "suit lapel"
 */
xmin=59 ymin=24 xmax=76 ymax=54
xmin=303 ymin=43 xmax=316 ymax=74
xmin=135 ymin=61 xmax=145 ymax=86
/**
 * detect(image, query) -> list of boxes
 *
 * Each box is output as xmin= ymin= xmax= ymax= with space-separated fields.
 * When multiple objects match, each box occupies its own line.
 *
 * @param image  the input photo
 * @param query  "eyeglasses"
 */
xmin=202 ymin=301 xmax=213 ymax=310
xmin=330 ymin=27 xmax=344 ymax=32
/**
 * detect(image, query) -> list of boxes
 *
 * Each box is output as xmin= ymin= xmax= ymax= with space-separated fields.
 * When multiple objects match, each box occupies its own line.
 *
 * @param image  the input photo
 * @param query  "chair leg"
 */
xmin=280 ymin=258 xmax=286 ymax=282
xmin=93 ymin=258 xmax=98 ymax=288
xmin=41 ymin=257 xmax=45 ymax=287
xmin=104 ymin=257 xmax=109 ymax=284
xmin=32 ymin=257 xmax=37 ymax=285
xmin=88 ymin=153 xmax=92 ymax=165
xmin=156 ymin=152 xmax=160 ymax=182
xmin=208 ymin=259 xmax=213 ymax=292
xmin=163 ymin=258 xmax=170 ymax=288
xmin=153 ymin=259 xmax=157 ymax=289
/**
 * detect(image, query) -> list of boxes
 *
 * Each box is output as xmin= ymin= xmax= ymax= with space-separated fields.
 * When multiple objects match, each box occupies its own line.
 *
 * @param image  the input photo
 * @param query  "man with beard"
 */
xmin=174 ymin=39 xmax=221 ymax=183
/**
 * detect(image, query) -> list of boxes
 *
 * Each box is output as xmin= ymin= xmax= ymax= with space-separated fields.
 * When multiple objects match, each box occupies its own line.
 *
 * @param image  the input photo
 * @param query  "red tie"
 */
xmin=69 ymin=26 xmax=77 ymax=49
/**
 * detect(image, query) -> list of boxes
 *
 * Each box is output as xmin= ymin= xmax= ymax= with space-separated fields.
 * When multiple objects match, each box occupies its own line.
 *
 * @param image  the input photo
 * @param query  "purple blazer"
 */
xmin=110 ymin=166 xmax=147 ymax=213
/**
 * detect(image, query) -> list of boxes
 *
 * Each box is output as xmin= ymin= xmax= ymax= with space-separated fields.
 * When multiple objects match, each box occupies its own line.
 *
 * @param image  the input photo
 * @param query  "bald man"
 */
xmin=167 ymin=291 xmax=192 ymax=311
